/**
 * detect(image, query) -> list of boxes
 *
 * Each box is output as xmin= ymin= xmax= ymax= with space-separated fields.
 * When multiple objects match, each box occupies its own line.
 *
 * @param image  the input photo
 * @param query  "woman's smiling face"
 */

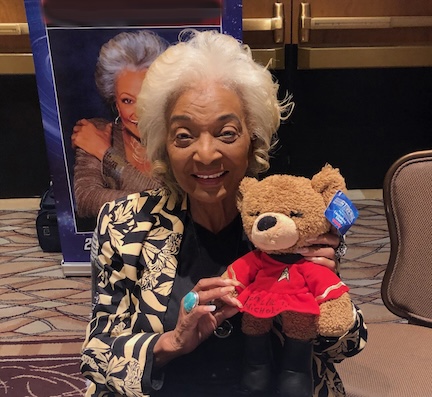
xmin=166 ymin=83 xmax=252 ymax=206
xmin=115 ymin=68 xmax=147 ymax=138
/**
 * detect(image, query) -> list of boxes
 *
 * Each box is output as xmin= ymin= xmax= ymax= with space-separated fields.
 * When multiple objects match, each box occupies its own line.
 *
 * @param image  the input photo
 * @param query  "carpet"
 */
xmin=338 ymin=199 xmax=399 ymax=324
xmin=0 ymin=208 xmax=91 ymax=350
xmin=0 ymin=355 xmax=87 ymax=396
xmin=0 ymin=207 xmax=90 ymax=395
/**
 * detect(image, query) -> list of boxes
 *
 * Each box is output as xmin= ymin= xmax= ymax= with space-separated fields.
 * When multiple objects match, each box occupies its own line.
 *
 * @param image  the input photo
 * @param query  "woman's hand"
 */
xmin=153 ymin=277 xmax=242 ymax=367
xmin=295 ymin=230 xmax=341 ymax=273
xmin=71 ymin=119 xmax=112 ymax=160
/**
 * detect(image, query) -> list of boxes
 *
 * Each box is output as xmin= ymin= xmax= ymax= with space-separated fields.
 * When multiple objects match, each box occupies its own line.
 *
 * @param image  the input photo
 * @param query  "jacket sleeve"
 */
xmin=102 ymin=146 xmax=160 ymax=192
xmin=314 ymin=303 xmax=367 ymax=362
xmin=80 ymin=200 xmax=164 ymax=396
xmin=74 ymin=147 xmax=118 ymax=218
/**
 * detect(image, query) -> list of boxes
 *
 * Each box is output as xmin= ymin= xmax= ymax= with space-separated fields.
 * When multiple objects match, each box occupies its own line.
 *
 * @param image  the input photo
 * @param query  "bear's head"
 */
xmin=237 ymin=164 xmax=346 ymax=255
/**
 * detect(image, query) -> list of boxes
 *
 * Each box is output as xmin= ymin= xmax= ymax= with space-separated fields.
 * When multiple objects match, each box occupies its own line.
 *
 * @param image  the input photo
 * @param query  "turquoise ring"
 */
xmin=183 ymin=291 xmax=199 ymax=313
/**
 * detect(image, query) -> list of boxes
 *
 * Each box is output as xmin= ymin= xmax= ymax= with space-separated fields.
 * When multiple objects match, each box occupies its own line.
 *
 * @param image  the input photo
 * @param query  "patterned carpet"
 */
xmin=0 ymin=195 xmax=398 ymax=396
xmin=0 ymin=207 xmax=91 ymax=357
xmin=0 ymin=355 xmax=87 ymax=396
xmin=339 ymin=198 xmax=399 ymax=324
xmin=0 ymin=205 xmax=90 ymax=395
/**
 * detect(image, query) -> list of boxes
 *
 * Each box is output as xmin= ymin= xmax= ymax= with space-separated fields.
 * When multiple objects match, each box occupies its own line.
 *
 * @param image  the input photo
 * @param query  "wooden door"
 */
xmin=0 ymin=0 xmax=33 ymax=74
xmin=242 ymin=0 xmax=291 ymax=69
xmin=293 ymin=0 xmax=432 ymax=68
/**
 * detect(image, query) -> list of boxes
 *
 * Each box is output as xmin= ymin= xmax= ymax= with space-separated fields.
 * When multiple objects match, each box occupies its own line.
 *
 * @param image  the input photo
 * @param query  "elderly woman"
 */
xmin=72 ymin=30 xmax=168 ymax=219
xmin=81 ymin=30 xmax=367 ymax=397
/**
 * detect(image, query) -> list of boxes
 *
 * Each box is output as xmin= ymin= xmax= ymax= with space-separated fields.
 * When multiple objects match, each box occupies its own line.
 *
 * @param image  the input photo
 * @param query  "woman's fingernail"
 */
xmin=205 ymin=305 xmax=217 ymax=312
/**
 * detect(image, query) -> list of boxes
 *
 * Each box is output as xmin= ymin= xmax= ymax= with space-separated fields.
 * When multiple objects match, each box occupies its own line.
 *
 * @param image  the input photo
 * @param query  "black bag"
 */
xmin=36 ymin=184 xmax=61 ymax=252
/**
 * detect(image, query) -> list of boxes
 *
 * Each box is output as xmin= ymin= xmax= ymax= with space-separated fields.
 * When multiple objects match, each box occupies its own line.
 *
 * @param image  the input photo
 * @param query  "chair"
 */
xmin=337 ymin=149 xmax=432 ymax=397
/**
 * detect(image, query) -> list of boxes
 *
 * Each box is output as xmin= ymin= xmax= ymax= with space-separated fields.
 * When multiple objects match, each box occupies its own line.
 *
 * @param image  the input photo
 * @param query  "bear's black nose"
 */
xmin=257 ymin=216 xmax=277 ymax=231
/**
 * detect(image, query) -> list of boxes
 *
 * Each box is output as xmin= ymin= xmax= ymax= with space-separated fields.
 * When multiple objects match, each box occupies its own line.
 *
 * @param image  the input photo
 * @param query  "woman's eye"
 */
xmin=173 ymin=130 xmax=193 ymax=146
xmin=175 ymin=133 xmax=191 ymax=140
xmin=219 ymin=129 xmax=238 ymax=142
xmin=121 ymin=98 xmax=134 ymax=105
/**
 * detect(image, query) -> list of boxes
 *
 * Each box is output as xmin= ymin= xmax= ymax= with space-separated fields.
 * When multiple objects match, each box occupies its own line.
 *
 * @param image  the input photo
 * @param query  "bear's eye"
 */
xmin=290 ymin=211 xmax=303 ymax=218
xmin=247 ymin=211 xmax=260 ymax=217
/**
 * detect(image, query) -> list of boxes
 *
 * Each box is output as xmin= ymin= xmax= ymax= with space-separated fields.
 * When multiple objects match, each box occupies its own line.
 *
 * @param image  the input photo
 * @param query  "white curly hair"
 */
xmin=137 ymin=29 xmax=294 ymax=202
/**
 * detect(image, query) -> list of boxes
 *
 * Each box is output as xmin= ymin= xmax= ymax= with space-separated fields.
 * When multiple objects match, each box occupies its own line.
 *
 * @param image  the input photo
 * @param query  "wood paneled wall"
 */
xmin=0 ymin=0 xmax=31 ymax=53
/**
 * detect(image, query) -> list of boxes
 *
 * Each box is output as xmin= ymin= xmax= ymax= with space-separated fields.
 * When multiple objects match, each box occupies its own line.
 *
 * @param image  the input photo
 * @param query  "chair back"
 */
xmin=382 ymin=149 xmax=432 ymax=327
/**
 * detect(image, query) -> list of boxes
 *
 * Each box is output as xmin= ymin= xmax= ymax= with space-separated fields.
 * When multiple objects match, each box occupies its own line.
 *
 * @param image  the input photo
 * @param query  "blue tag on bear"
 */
xmin=325 ymin=191 xmax=359 ymax=236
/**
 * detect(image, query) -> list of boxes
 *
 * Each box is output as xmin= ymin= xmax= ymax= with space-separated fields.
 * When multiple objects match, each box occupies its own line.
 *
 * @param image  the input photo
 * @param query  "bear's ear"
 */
xmin=311 ymin=164 xmax=346 ymax=204
xmin=236 ymin=177 xmax=259 ymax=212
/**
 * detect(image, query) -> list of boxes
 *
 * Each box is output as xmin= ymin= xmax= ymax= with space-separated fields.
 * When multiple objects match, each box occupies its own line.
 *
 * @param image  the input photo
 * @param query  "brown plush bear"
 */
xmin=222 ymin=164 xmax=355 ymax=397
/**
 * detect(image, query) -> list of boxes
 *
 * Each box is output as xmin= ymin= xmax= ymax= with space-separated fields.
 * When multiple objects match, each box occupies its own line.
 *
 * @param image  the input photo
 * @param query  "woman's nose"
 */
xmin=193 ymin=135 xmax=222 ymax=164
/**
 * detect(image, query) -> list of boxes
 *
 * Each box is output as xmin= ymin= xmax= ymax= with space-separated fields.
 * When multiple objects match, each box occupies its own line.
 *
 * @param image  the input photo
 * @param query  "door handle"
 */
xmin=300 ymin=2 xmax=432 ymax=43
xmin=243 ymin=2 xmax=284 ymax=44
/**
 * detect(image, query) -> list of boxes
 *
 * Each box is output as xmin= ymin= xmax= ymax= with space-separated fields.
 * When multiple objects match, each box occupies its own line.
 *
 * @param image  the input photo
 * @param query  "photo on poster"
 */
xmin=25 ymin=0 xmax=242 ymax=270
xmin=48 ymin=27 xmax=202 ymax=234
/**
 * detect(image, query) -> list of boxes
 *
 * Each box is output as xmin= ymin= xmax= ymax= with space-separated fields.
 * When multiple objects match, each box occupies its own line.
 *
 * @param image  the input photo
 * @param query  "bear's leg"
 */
xmin=278 ymin=336 xmax=314 ymax=397
xmin=240 ymin=314 xmax=273 ymax=395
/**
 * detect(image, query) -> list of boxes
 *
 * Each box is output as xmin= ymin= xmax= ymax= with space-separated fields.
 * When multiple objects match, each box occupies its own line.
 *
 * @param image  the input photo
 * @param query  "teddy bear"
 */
xmin=222 ymin=164 xmax=356 ymax=397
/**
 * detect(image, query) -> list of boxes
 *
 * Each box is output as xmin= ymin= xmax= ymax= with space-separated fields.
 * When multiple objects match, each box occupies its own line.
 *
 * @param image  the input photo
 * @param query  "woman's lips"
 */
xmin=194 ymin=171 xmax=226 ymax=179
xmin=193 ymin=171 xmax=228 ymax=183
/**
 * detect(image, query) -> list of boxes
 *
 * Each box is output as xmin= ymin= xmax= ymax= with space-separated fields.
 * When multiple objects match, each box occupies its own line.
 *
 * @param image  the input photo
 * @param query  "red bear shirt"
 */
xmin=225 ymin=250 xmax=349 ymax=318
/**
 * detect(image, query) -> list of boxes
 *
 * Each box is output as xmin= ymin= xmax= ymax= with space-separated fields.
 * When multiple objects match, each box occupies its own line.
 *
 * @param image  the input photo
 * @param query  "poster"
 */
xmin=25 ymin=0 xmax=242 ymax=275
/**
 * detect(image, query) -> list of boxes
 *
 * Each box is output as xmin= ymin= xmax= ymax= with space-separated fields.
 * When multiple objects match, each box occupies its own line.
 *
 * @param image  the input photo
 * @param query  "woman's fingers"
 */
xmin=172 ymin=277 xmax=243 ymax=355
xmin=303 ymin=245 xmax=337 ymax=272
xmin=174 ymin=304 xmax=218 ymax=354
xmin=291 ymin=230 xmax=341 ymax=273
xmin=194 ymin=277 xmax=240 ymax=291
xmin=305 ymin=231 xmax=340 ymax=249
xmin=191 ymin=277 xmax=241 ymax=307
xmin=198 ymin=285 xmax=238 ymax=306
xmin=297 ymin=245 xmax=335 ymax=260
xmin=304 ymin=256 xmax=337 ymax=273
xmin=217 ymin=293 xmax=242 ymax=308
xmin=213 ymin=304 xmax=239 ymax=325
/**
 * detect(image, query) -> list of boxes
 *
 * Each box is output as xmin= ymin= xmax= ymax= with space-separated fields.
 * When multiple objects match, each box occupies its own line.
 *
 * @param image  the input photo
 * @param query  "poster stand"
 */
xmin=24 ymin=0 xmax=242 ymax=276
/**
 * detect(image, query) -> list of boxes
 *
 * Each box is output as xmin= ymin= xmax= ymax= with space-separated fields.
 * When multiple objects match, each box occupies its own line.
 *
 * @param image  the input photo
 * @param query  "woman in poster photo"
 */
xmin=71 ymin=30 xmax=168 ymax=220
